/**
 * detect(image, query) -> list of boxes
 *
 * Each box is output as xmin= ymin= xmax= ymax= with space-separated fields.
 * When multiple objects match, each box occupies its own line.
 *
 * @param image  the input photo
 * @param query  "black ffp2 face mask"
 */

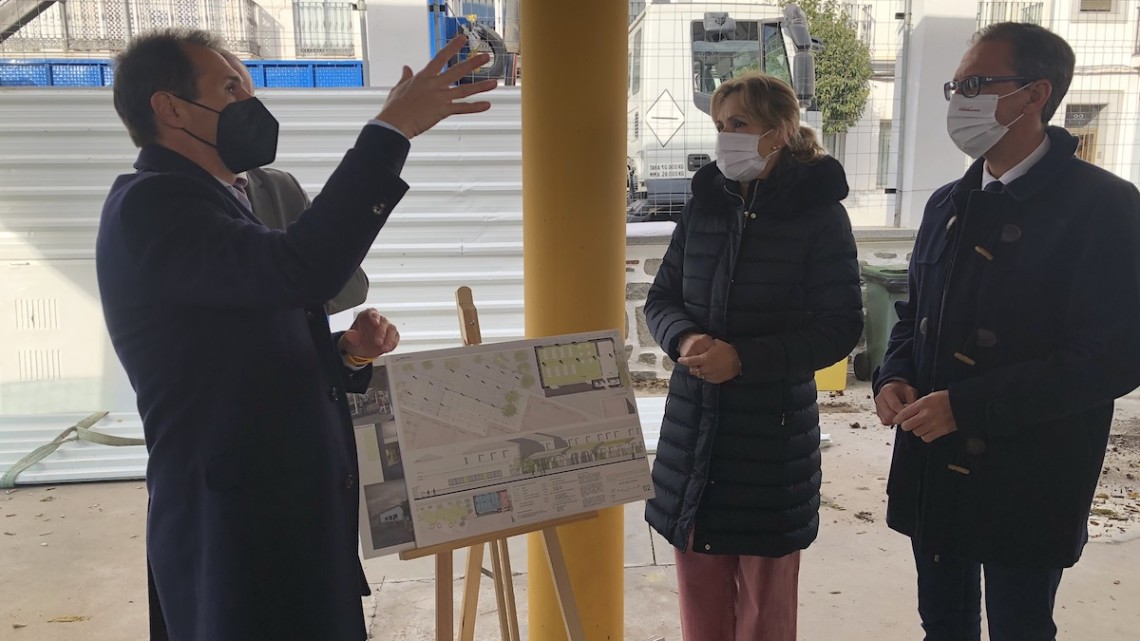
xmin=172 ymin=94 xmax=279 ymax=173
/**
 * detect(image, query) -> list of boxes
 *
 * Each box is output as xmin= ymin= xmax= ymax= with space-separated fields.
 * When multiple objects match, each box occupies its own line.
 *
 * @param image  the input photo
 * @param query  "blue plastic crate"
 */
xmin=48 ymin=61 xmax=106 ymax=86
xmin=264 ymin=63 xmax=316 ymax=88
xmin=314 ymin=63 xmax=362 ymax=88
xmin=0 ymin=59 xmax=113 ymax=86
xmin=0 ymin=61 xmax=50 ymax=86
xmin=242 ymin=62 xmax=267 ymax=88
xmin=0 ymin=59 xmax=362 ymax=88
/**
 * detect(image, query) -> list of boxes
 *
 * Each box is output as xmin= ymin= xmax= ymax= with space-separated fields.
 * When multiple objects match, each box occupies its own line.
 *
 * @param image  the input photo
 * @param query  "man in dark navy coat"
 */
xmin=874 ymin=23 xmax=1140 ymax=641
xmin=96 ymin=29 xmax=494 ymax=641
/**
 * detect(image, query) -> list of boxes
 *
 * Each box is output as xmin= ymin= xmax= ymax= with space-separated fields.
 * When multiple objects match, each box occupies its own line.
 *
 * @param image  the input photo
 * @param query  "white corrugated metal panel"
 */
xmin=0 ymin=88 xmax=525 ymax=345
xmin=0 ymin=88 xmax=660 ymax=484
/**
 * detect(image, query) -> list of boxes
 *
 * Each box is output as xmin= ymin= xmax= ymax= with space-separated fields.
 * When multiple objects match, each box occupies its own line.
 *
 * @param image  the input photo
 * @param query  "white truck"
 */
xmin=627 ymin=1 xmax=820 ymax=221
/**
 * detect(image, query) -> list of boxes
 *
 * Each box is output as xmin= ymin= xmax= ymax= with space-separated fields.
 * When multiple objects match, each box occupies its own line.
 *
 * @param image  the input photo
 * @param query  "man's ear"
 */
xmin=151 ymin=92 xmax=186 ymax=131
xmin=1023 ymin=80 xmax=1053 ymax=120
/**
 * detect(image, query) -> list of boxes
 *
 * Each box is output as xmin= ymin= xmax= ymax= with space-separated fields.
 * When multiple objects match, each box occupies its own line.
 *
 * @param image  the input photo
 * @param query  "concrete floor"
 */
xmin=3 ymin=382 xmax=1139 ymax=640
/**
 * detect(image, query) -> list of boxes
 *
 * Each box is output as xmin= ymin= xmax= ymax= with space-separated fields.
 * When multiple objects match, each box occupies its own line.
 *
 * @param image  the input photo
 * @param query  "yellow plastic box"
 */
xmin=815 ymin=359 xmax=848 ymax=392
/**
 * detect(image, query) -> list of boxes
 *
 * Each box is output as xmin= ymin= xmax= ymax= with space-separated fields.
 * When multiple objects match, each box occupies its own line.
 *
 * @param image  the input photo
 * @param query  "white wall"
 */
xmin=830 ymin=78 xmax=899 ymax=227
xmin=257 ymin=0 xmax=307 ymax=59
xmin=362 ymin=0 xmax=431 ymax=87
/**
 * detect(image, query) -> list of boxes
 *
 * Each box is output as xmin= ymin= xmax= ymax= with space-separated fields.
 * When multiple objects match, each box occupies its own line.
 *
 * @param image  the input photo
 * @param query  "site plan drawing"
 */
xmin=356 ymin=329 xmax=653 ymax=551
xmin=349 ymin=365 xmax=416 ymax=558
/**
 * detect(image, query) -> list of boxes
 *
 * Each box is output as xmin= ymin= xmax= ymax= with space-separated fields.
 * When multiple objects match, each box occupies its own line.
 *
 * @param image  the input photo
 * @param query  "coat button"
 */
xmin=1000 ymin=224 xmax=1022 ymax=243
xmin=704 ymin=543 xmax=711 ymax=551
xmin=966 ymin=437 xmax=987 ymax=455
xmin=372 ymin=203 xmax=387 ymax=215
xmin=919 ymin=317 xmax=929 ymax=335
xmin=344 ymin=474 xmax=356 ymax=489
xmin=976 ymin=329 xmax=997 ymax=348
xmin=329 ymin=386 xmax=340 ymax=402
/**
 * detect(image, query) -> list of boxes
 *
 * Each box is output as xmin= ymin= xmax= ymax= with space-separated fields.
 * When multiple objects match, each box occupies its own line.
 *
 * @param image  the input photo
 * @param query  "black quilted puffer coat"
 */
xmin=644 ymin=154 xmax=863 ymax=556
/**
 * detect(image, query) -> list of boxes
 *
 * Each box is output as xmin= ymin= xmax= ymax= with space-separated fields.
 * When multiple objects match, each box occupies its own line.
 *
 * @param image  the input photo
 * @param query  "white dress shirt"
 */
xmin=982 ymin=134 xmax=1051 ymax=190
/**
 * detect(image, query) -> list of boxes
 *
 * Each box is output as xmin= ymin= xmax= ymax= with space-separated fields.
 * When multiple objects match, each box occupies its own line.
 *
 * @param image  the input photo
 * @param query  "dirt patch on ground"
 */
xmin=820 ymin=390 xmax=874 ymax=414
xmin=1093 ymin=427 xmax=1140 ymax=541
xmin=819 ymin=402 xmax=863 ymax=414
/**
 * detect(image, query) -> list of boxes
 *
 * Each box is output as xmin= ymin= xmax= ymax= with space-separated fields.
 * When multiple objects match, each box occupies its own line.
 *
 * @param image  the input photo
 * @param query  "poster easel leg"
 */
xmin=497 ymin=538 xmax=521 ymax=641
xmin=540 ymin=527 xmax=588 ymax=641
xmin=459 ymin=543 xmax=485 ymax=641
xmin=489 ymin=541 xmax=512 ymax=639
xmin=458 ymin=537 xmax=520 ymax=641
xmin=436 ymin=551 xmax=454 ymax=641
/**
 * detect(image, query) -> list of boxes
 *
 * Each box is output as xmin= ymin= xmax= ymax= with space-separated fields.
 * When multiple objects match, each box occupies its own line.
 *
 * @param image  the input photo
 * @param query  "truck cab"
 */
xmin=627 ymin=1 xmax=817 ymax=221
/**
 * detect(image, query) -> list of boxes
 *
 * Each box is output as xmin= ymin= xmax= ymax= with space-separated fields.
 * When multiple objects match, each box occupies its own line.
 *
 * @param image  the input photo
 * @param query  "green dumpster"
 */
xmin=854 ymin=264 xmax=909 ymax=381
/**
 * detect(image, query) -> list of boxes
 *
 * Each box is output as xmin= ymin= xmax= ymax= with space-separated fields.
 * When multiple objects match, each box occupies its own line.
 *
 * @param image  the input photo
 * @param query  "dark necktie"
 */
xmin=983 ymin=180 xmax=1004 ymax=193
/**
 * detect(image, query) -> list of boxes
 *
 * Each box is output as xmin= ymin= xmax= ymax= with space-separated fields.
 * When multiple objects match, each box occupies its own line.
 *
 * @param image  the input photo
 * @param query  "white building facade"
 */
xmin=830 ymin=0 xmax=1140 ymax=227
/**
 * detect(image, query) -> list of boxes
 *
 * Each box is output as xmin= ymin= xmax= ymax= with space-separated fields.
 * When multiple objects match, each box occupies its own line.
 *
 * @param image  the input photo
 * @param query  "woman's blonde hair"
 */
xmin=710 ymin=73 xmax=827 ymax=164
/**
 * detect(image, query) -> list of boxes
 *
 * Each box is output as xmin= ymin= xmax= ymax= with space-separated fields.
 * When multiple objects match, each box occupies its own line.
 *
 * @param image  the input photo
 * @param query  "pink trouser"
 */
xmin=673 ymin=535 xmax=801 ymax=641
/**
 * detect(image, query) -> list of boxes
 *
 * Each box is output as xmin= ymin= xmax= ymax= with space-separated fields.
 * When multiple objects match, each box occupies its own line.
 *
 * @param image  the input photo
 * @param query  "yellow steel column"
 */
xmin=520 ymin=0 xmax=627 ymax=639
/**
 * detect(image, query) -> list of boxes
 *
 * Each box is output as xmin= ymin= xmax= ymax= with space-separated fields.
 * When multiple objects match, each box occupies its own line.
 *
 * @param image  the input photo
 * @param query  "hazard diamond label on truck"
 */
xmin=645 ymin=90 xmax=685 ymax=147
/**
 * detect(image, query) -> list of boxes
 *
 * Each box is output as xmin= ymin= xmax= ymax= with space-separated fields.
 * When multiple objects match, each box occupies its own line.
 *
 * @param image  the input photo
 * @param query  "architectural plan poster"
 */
xmin=383 ymin=330 xmax=654 ymax=549
xmin=350 ymin=365 xmax=416 ymax=558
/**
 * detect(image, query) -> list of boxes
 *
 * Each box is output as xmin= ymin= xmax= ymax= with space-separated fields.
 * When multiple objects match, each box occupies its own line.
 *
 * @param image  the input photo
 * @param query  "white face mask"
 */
xmin=946 ymin=85 xmax=1028 ymax=158
xmin=715 ymin=130 xmax=776 ymax=182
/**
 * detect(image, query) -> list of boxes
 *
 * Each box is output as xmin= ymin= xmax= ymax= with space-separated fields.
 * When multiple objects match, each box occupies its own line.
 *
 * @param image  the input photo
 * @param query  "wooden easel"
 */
xmin=453 ymin=286 xmax=519 ymax=641
xmin=397 ymin=286 xmax=589 ymax=641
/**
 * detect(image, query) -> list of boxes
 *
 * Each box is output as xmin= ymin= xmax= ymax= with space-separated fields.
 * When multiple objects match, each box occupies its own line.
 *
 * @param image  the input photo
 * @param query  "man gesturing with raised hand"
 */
xmin=97 ymin=29 xmax=494 ymax=641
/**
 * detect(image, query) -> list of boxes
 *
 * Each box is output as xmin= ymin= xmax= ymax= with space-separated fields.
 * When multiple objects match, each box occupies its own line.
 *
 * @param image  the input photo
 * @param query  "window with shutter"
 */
xmin=1079 ymin=0 xmax=1113 ymax=13
xmin=877 ymin=121 xmax=892 ymax=188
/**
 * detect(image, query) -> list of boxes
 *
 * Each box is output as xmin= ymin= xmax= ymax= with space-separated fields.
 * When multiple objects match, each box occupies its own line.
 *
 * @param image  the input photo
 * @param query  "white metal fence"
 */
xmin=626 ymin=0 xmax=1140 ymax=226
xmin=1 ymin=0 xmax=264 ymax=56
xmin=0 ymin=0 xmax=362 ymax=59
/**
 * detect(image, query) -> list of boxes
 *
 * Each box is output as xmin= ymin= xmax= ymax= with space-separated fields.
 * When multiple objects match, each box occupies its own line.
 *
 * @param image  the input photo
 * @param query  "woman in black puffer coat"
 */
xmin=643 ymin=74 xmax=863 ymax=641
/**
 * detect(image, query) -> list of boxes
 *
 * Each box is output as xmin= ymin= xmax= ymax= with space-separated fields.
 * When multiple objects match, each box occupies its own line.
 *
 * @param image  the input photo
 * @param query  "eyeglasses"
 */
xmin=943 ymin=76 xmax=1031 ymax=101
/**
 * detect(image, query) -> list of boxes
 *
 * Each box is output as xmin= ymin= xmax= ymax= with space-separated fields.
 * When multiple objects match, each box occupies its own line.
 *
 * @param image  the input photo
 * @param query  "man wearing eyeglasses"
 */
xmin=873 ymin=22 xmax=1140 ymax=641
